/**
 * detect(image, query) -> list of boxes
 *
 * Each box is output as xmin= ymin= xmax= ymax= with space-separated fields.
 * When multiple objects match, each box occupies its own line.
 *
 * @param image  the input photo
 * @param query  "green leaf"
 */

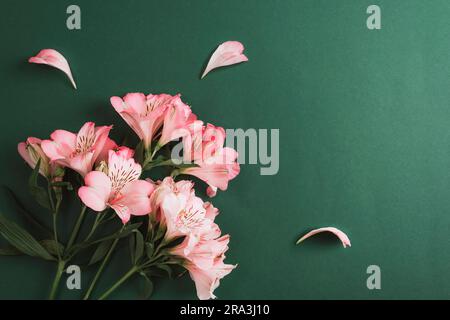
xmin=0 ymin=213 xmax=54 ymax=260
xmin=73 ymin=222 xmax=143 ymax=251
xmin=28 ymin=159 xmax=52 ymax=210
xmin=129 ymin=230 xmax=135 ymax=264
xmin=92 ymin=222 xmax=142 ymax=244
xmin=154 ymin=223 xmax=167 ymax=244
xmin=2 ymin=186 xmax=52 ymax=239
xmin=139 ymin=272 xmax=154 ymax=299
xmin=156 ymin=264 xmax=172 ymax=278
xmin=88 ymin=239 xmax=113 ymax=266
xmin=0 ymin=245 xmax=23 ymax=256
xmin=130 ymin=230 xmax=144 ymax=265
xmin=134 ymin=230 xmax=144 ymax=264
xmin=145 ymin=242 xmax=154 ymax=259
xmin=51 ymin=181 xmax=73 ymax=191
xmin=162 ymin=235 xmax=186 ymax=250
xmin=39 ymin=239 xmax=64 ymax=257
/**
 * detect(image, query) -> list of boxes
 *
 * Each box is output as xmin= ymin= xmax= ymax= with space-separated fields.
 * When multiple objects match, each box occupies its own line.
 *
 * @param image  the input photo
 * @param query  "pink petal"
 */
xmin=50 ymin=130 xmax=77 ymax=151
xmin=78 ymin=171 xmax=112 ymax=212
xmin=29 ymin=49 xmax=77 ymax=89
xmin=115 ymin=180 xmax=154 ymax=216
xmin=296 ymin=227 xmax=351 ymax=248
xmin=201 ymin=41 xmax=248 ymax=79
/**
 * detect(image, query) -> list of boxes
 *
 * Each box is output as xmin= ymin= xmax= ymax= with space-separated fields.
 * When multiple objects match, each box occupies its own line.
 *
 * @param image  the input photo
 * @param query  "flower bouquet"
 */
xmin=1 ymin=92 xmax=240 ymax=300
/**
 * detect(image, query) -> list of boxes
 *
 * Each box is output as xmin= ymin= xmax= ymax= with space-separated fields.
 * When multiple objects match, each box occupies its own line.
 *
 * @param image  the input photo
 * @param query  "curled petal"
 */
xmin=201 ymin=41 xmax=248 ymax=79
xmin=29 ymin=49 xmax=77 ymax=89
xmin=296 ymin=227 xmax=351 ymax=248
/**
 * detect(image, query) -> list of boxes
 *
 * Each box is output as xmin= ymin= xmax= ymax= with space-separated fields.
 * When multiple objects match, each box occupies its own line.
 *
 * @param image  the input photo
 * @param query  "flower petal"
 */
xmin=113 ymin=180 xmax=154 ymax=216
xmin=78 ymin=171 xmax=112 ymax=212
xmin=29 ymin=49 xmax=77 ymax=89
xmin=201 ymin=41 xmax=248 ymax=79
xmin=296 ymin=227 xmax=351 ymax=248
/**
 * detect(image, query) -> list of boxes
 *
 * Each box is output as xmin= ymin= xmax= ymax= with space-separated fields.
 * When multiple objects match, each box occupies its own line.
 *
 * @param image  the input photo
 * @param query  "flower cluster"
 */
xmin=10 ymin=93 xmax=239 ymax=300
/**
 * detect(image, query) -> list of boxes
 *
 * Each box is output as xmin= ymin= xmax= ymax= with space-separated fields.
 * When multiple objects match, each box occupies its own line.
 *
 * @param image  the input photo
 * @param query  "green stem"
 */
xmin=48 ymin=260 xmax=66 ymax=300
xmin=52 ymin=214 xmax=61 ymax=260
xmin=47 ymin=183 xmax=56 ymax=212
xmin=150 ymin=145 xmax=160 ymax=159
xmin=65 ymin=205 xmax=87 ymax=253
xmin=98 ymin=266 xmax=138 ymax=300
xmin=83 ymin=229 xmax=122 ymax=300
xmin=82 ymin=211 xmax=104 ymax=243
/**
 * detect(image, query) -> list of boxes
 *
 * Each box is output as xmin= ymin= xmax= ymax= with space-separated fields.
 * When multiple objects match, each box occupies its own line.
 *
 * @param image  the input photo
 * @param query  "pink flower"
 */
xmin=187 ymin=256 xmax=236 ymax=300
xmin=149 ymin=177 xmax=194 ymax=212
xmin=110 ymin=93 xmax=175 ymax=149
xmin=157 ymin=95 xmax=196 ymax=148
xmin=18 ymin=137 xmax=63 ymax=180
xmin=41 ymin=122 xmax=112 ymax=177
xmin=180 ymin=122 xmax=240 ymax=196
xmin=160 ymin=188 xmax=210 ymax=240
xmin=78 ymin=147 xmax=154 ymax=224
xmin=165 ymin=198 xmax=235 ymax=300
xmin=172 ymin=232 xmax=229 ymax=271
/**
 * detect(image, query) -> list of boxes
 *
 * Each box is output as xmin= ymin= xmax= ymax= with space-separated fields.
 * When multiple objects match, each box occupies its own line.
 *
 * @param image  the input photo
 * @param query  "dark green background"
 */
xmin=1 ymin=0 xmax=449 ymax=299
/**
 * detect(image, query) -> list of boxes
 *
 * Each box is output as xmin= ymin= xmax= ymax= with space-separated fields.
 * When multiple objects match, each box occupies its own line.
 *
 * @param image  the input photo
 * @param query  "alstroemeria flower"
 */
xmin=41 ymin=122 xmax=112 ymax=177
xmin=110 ymin=93 xmax=175 ymax=149
xmin=78 ymin=147 xmax=154 ymax=224
xmin=186 ymin=255 xmax=236 ymax=300
xmin=179 ymin=121 xmax=240 ymax=197
xmin=160 ymin=190 xmax=210 ymax=240
xmin=154 ymin=180 xmax=235 ymax=300
xmin=157 ymin=95 xmax=196 ymax=148
xmin=18 ymin=137 xmax=63 ymax=180
xmin=149 ymin=177 xmax=194 ymax=212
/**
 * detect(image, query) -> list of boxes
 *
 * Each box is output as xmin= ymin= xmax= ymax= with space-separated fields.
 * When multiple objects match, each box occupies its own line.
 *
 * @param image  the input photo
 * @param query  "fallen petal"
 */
xmin=296 ymin=227 xmax=351 ymax=248
xmin=201 ymin=41 xmax=248 ymax=79
xmin=29 ymin=49 xmax=77 ymax=89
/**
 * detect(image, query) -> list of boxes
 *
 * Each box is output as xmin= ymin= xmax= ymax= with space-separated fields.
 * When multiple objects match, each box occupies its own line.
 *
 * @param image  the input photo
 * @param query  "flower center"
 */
xmin=108 ymin=161 xmax=140 ymax=194
xmin=176 ymin=208 xmax=204 ymax=232
xmin=75 ymin=132 xmax=95 ymax=154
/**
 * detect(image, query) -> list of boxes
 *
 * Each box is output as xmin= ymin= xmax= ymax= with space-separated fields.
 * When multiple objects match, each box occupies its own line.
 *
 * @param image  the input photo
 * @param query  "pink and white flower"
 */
xmin=186 ymin=256 xmax=236 ymax=300
xmin=157 ymin=95 xmax=196 ymax=148
xmin=18 ymin=137 xmax=63 ymax=180
xmin=41 ymin=122 xmax=112 ymax=177
xmin=160 ymin=192 xmax=210 ymax=240
xmin=180 ymin=121 xmax=240 ymax=197
xmin=110 ymin=93 xmax=180 ymax=149
xmin=149 ymin=177 xmax=194 ymax=212
xmin=78 ymin=147 xmax=154 ymax=223
xmin=171 ymin=214 xmax=235 ymax=300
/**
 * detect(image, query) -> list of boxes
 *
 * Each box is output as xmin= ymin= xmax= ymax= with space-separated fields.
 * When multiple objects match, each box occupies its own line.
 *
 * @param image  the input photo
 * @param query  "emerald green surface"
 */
xmin=0 ymin=0 xmax=449 ymax=299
